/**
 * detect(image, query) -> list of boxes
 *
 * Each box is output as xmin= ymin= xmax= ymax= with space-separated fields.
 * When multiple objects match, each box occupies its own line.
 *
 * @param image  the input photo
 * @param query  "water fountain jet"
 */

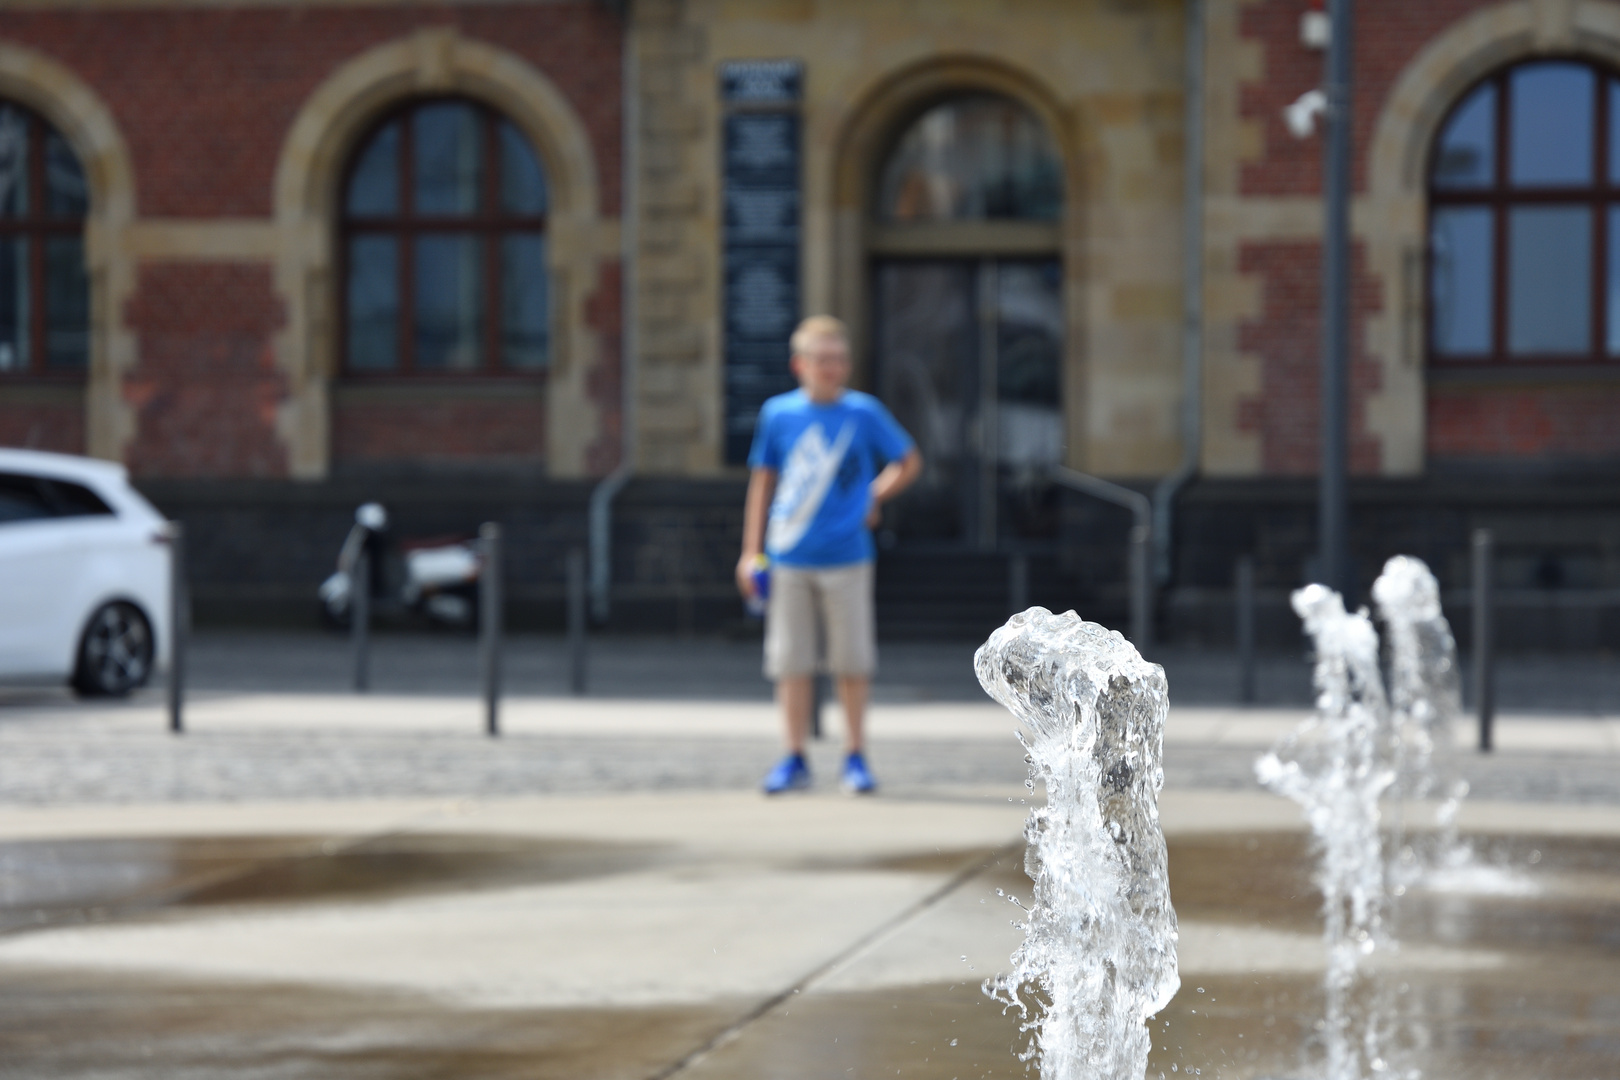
xmin=975 ymin=607 xmax=1179 ymax=1080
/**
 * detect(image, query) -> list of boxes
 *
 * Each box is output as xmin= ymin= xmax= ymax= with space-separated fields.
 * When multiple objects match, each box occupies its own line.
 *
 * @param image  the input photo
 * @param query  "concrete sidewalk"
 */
xmin=6 ymin=690 xmax=1620 ymax=753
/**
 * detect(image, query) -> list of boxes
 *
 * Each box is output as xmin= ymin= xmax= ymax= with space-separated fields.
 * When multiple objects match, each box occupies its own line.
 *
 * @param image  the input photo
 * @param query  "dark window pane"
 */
xmin=346 ymin=120 xmax=399 ymax=216
xmin=1432 ymin=82 xmax=1496 ymax=188
xmin=346 ymin=235 xmax=398 ymax=370
xmin=414 ymin=103 xmax=482 ymax=216
xmin=0 ymin=237 xmax=28 ymax=372
xmin=878 ymin=94 xmax=1062 ymax=222
xmin=1510 ymin=62 xmax=1593 ymax=187
xmin=38 ymin=478 xmax=111 ymax=516
xmin=875 ymin=261 xmax=976 ymax=542
xmin=500 ymin=233 xmax=548 ymax=369
xmin=994 ymin=260 xmax=1063 ymax=471
xmin=1430 ymin=207 xmax=1493 ymax=355
xmin=44 ymin=236 xmax=87 ymax=369
xmin=0 ymin=474 xmax=51 ymax=524
xmin=1508 ymin=206 xmax=1591 ymax=355
xmin=1608 ymin=207 xmax=1620 ymax=356
xmin=499 ymin=121 xmax=547 ymax=215
xmin=0 ymin=106 xmax=28 ymax=217
xmin=44 ymin=130 xmax=87 ymax=217
xmin=415 ymin=233 xmax=483 ymax=369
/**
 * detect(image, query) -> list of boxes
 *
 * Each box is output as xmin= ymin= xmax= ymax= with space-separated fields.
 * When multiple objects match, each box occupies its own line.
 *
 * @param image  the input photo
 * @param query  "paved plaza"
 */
xmin=0 ymin=632 xmax=1617 ymax=1078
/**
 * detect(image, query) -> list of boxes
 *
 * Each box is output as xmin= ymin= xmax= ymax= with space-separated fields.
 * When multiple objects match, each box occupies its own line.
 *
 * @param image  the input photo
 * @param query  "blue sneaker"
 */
xmin=841 ymin=752 xmax=876 ymax=795
xmin=762 ymin=753 xmax=811 ymax=794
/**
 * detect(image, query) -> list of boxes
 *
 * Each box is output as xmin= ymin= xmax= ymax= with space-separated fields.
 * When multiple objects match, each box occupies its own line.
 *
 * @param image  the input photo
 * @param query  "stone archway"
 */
xmin=0 ymin=41 xmax=136 ymax=461
xmin=825 ymin=55 xmax=1090 ymax=487
xmin=271 ymin=27 xmax=615 ymax=477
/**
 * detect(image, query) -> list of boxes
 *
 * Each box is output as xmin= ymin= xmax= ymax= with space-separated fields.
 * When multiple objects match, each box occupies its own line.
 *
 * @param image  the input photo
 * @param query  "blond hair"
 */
xmin=790 ymin=314 xmax=849 ymax=356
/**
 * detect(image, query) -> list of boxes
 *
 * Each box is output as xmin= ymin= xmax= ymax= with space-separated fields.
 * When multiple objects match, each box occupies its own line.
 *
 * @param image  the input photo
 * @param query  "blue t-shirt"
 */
xmin=747 ymin=389 xmax=915 ymax=567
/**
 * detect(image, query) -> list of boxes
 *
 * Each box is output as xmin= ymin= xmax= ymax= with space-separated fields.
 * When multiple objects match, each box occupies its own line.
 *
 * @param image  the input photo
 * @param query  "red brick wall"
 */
xmin=0 ymin=5 xmax=622 ymax=218
xmin=333 ymin=392 xmax=546 ymax=465
xmin=122 ymin=262 xmax=288 ymax=477
xmin=1237 ymin=240 xmax=1384 ymax=475
xmin=0 ymin=397 xmax=84 ymax=455
xmin=1429 ymin=385 xmax=1620 ymax=460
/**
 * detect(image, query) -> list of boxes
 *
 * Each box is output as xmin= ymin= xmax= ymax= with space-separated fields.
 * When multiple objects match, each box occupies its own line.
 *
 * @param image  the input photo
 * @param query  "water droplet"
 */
xmin=949 ymin=1038 xmax=958 ymax=1047
xmin=1196 ymin=987 xmax=1204 ymax=993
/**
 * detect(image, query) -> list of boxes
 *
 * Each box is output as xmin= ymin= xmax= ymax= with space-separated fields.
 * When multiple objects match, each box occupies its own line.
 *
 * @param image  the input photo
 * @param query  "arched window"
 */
xmin=869 ymin=93 xmax=1064 ymax=549
xmin=876 ymin=93 xmax=1062 ymax=223
xmin=0 ymin=101 xmax=89 ymax=376
xmin=1429 ymin=59 xmax=1620 ymax=364
xmin=341 ymin=98 xmax=549 ymax=374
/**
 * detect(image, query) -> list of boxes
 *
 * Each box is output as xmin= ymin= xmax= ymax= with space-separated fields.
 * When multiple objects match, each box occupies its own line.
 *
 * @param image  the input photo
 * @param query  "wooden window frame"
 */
xmin=1428 ymin=59 xmax=1620 ymax=369
xmin=0 ymin=105 xmax=86 ymax=382
xmin=338 ymin=97 xmax=548 ymax=379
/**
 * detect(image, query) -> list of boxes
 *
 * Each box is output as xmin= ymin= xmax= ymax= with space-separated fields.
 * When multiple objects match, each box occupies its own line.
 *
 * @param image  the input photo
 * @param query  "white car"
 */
xmin=0 ymin=449 xmax=171 ymax=696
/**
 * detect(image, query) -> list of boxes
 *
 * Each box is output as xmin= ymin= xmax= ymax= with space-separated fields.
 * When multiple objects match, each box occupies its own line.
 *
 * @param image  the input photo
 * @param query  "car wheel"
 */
xmin=72 ymin=602 xmax=154 ymax=698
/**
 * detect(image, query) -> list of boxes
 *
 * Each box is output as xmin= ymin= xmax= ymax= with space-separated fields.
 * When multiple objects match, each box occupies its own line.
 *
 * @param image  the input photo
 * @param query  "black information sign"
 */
xmin=720 ymin=60 xmax=802 ymax=464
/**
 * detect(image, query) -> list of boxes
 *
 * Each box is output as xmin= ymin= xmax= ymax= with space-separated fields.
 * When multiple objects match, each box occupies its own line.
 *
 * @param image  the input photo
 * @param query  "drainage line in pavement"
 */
xmin=648 ymin=838 xmax=1025 ymax=1080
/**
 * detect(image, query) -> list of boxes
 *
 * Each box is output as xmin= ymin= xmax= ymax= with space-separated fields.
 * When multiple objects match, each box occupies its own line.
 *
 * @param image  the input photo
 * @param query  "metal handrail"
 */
xmin=1051 ymin=467 xmax=1153 ymax=649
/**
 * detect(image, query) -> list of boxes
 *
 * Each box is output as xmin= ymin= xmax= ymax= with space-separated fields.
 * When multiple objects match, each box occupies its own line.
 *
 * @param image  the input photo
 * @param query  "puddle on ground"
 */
xmin=0 ymin=834 xmax=664 ymax=930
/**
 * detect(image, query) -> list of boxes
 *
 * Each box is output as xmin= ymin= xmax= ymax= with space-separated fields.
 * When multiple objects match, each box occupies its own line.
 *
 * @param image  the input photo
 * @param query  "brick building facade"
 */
xmin=1 ymin=0 xmax=1616 ymax=643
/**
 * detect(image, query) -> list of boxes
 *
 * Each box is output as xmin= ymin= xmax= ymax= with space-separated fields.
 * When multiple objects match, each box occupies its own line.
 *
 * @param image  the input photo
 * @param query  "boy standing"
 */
xmin=736 ymin=315 xmax=923 ymax=794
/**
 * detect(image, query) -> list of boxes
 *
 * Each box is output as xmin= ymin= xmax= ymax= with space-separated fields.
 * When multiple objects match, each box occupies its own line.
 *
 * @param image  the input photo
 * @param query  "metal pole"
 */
xmin=1236 ymin=554 xmax=1256 ymax=704
xmin=480 ymin=522 xmax=503 ymax=737
xmin=166 ymin=522 xmax=186 ymax=735
xmin=567 ymin=546 xmax=587 ymax=696
xmin=351 ymin=546 xmax=370 ymax=693
xmin=1319 ymin=0 xmax=1354 ymax=598
xmin=1472 ymin=527 xmax=1495 ymax=752
xmin=1129 ymin=524 xmax=1152 ymax=650
xmin=1008 ymin=551 xmax=1029 ymax=615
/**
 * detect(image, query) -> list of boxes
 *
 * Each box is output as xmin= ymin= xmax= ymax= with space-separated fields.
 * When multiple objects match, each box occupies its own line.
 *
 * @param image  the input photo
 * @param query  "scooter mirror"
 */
xmin=356 ymin=502 xmax=388 ymax=531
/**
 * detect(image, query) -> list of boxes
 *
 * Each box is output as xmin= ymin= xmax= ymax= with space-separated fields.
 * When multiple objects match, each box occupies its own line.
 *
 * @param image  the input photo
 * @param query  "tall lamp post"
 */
xmin=1319 ymin=0 xmax=1353 ymax=597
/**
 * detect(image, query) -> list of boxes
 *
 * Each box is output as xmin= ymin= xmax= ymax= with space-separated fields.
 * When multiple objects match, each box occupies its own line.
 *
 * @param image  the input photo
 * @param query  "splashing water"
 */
xmin=1371 ymin=556 xmax=1472 ymax=884
xmin=975 ymin=608 xmax=1179 ymax=1080
xmin=1255 ymin=585 xmax=1396 ymax=1080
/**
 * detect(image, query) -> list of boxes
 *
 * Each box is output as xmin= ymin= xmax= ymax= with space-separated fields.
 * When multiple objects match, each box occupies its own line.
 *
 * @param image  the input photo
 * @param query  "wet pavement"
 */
xmin=0 ymin=791 xmax=1613 ymax=1079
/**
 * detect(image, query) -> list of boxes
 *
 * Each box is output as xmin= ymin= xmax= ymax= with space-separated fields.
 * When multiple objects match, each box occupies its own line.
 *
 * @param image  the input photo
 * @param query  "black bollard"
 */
xmin=480 ymin=523 xmax=503 ymax=736
xmin=352 ymin=547 xmax=370 ymax=693
xmin=1472 ymin=527 xmax=1495 ymax=752
xmin=166 ymin=522 xmax=187 ymax=735
xmin=1236 ymin=555 xmax=1256 ymax=704
xmin=567 ymin=546 xmax=587 ymax=696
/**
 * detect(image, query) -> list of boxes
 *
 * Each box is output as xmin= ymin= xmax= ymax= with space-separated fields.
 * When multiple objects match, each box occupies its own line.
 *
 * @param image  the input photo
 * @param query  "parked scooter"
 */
xmin=318 ymin=503 xmax=482 ymax=630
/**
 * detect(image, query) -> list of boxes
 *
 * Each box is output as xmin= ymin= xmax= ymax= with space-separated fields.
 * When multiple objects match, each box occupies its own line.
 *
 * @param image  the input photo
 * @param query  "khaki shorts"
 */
xmin=763 ymin=561 xmax=877 ymax=679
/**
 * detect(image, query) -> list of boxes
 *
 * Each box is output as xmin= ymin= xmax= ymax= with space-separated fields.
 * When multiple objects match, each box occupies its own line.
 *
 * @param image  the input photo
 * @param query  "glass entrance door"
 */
xmin=873 ymin=257 xmax=1063 ymax=548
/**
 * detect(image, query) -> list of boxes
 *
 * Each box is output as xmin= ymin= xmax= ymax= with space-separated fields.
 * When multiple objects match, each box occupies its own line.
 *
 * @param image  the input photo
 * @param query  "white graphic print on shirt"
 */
xmin=766 ymin=420 xmax=855 ymax=555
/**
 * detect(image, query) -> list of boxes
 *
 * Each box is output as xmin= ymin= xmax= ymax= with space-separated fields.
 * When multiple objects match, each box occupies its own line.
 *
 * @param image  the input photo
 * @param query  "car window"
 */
xmin=38 ymin=477 xmax=114 ymax=517
xmin=0 ymin=473 xmax=54 ymax=525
